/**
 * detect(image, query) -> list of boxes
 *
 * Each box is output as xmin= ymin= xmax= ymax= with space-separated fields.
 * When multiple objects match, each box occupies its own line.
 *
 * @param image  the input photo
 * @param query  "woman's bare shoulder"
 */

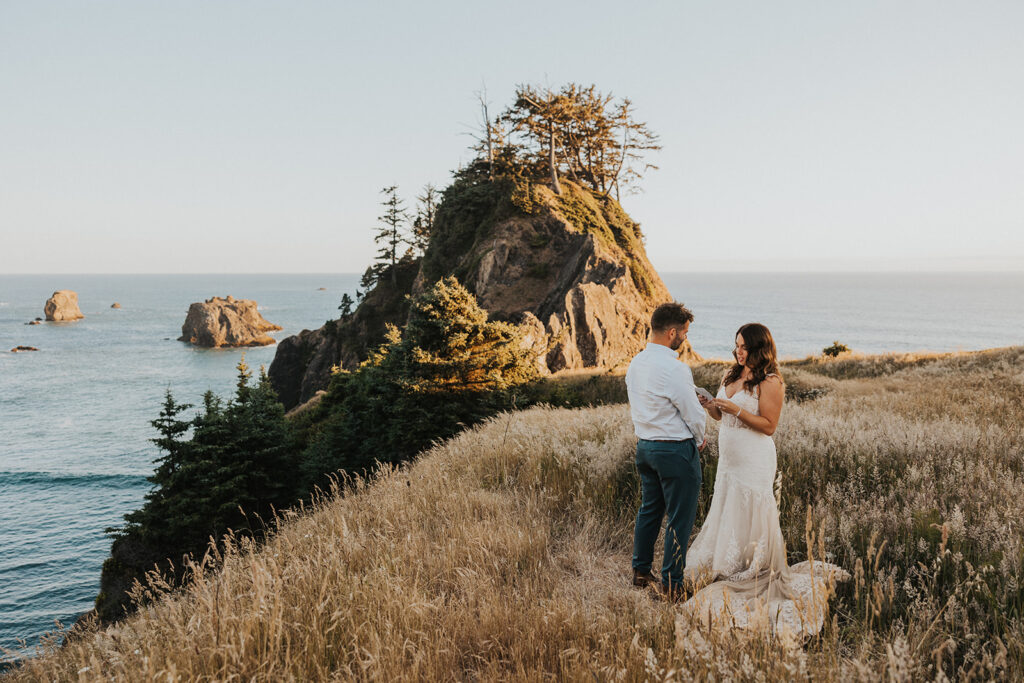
xmin=759 ymin=374 xmax=785 ymax=397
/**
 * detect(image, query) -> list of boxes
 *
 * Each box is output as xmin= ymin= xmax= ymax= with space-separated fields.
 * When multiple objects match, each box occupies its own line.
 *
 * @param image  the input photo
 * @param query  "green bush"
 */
xmin=822 ymin=340 xmax=851 ymax=357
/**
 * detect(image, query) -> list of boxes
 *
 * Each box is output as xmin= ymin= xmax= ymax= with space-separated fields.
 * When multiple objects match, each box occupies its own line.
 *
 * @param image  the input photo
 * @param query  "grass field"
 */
xmin=5 ymin=347 xmax=1023 ymax=680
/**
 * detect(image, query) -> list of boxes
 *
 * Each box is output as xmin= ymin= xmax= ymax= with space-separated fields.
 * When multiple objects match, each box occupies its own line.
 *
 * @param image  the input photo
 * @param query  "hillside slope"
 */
xmin=9 ymin=347 xmax=1023 ymax=680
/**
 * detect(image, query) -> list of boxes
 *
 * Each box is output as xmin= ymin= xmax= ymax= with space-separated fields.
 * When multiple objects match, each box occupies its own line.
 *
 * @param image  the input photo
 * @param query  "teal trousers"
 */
xmin=631 ymin=438 xmax=701 ymax=589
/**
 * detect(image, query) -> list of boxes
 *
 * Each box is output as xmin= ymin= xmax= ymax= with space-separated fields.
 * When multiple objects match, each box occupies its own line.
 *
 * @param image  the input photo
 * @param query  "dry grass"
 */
xmin=5 ymin=347 xmax=1024 ymax=680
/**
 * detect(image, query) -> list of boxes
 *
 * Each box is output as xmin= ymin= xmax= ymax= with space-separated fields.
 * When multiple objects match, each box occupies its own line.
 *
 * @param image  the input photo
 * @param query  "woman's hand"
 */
xmin=703 ymin=392 xmax=724 ymax=420
xmin=712 ymin=398 xmax=740 ymax=416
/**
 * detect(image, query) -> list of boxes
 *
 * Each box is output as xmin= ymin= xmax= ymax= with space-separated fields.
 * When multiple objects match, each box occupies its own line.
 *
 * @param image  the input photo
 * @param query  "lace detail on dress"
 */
xmin=684 ymin=471 xmax=782 ymax=582
xmin=718 ymin=384 xmax=763 ymax=432
xmin=678 ymin=374 xmax=848 ymax=641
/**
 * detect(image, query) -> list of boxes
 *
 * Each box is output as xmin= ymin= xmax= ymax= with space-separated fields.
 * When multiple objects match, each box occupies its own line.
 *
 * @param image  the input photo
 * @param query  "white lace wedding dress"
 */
xmin=678 ymin=379 xmax=848 ymax=640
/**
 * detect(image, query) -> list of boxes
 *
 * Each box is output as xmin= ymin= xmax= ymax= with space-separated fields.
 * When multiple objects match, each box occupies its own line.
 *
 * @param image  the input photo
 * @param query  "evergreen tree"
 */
xmin=375 ymin=185 xmax=411 ymax=286
xmin=98 ymin=359 xmax=300 ymax=623
xmin=498 ymin=83 xmax=660 ymax=197
xmin=302 ymin=277 xmax=536 ymax=487
xmin=356 ymin=265 xmax=378 ymax=302
xmin=338 ymin=292 xmax=355 ymax=319
xmin=410 ymin=184 xmax=438 ymax=256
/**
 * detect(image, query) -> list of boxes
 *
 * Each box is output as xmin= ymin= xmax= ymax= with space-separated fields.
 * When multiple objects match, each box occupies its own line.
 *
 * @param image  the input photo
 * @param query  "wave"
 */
xmin=0 ymin=471 xmax=149 ymax=488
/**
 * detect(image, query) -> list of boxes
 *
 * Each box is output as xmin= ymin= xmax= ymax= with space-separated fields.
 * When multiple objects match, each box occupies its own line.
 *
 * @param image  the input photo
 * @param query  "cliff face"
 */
xmin=270 ymin=179 xmax=694 ymax=410
xmin=268 ymin=261 xmax=419 ymax=409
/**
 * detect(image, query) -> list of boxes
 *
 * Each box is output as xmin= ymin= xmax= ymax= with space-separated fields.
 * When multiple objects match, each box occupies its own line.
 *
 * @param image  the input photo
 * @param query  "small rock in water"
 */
xmin=26 ymin=320 xmax=41 ymax=325
xmin=11 ymin=345 xmax=39 ymax=352
xmin=317 ymin=287 xmax=327 ymax=291
xmin=111 ymin=302 xmax=122 ymax=309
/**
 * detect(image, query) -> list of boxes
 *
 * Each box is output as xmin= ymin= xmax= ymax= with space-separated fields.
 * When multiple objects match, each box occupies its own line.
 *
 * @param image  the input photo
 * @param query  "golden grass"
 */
xmin=6 ymin=347 xmax=1024 ymax=680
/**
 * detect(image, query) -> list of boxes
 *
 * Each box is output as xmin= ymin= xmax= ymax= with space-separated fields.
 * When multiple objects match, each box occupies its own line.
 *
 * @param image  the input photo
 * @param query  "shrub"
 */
xmin=822 ymin=340 xmax=851 ymax=357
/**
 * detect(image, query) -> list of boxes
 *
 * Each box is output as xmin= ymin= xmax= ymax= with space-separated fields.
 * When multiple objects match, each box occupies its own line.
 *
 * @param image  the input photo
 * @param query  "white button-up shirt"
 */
xmin=625 ymin=342 xmax=706 ymax=444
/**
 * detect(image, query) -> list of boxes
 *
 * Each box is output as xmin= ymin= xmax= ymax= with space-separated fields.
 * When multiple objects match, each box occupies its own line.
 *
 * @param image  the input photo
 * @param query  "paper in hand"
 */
xmin=695 ymin=387 xmax=715 ymax=402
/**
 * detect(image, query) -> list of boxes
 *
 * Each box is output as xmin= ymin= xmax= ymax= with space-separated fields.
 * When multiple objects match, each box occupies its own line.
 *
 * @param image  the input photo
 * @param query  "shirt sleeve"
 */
xmin=666 ymin=361 xmax=706 ymax=445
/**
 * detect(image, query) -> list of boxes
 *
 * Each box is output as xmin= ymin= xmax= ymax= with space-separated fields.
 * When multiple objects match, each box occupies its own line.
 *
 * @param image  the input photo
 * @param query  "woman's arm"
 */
xmin=712 ymin=377 xmax=784 ymax=436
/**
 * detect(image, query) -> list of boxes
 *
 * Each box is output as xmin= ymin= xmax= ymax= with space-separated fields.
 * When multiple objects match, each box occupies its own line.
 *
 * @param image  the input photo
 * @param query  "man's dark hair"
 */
xmin=650 ymin=302 xmax=694 ymax=332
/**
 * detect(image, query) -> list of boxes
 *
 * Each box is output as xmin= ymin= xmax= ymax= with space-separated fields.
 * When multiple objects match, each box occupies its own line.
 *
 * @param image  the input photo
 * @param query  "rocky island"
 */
xmin=178 ymin=296 xmax=282 ymax=348
xmin=269 ymin=180 xmax=697 ymax=410
xmin=44 ymin=290 xmax=84 ymax=321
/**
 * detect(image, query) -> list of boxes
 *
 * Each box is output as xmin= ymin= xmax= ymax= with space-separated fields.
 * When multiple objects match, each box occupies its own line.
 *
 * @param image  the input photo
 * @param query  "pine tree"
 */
xmin=99 ymin=360 xmax=300 ymax=624
xmin=498 ymin=83 xmax=661 ymax=197
xmin=410 ymin=184 xmax=438 ymax=256
xmin=375 ymin=185 xmax=411 ymax=286
xmin=338 ymin=293 xmax=355 ymax=319
xmin=302 ymin=277 xmax=537 ymax=487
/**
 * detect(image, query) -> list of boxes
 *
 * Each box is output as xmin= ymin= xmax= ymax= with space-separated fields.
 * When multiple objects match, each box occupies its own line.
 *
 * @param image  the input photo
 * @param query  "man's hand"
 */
xmin=698 ymin=438 xmax=707 ymax=451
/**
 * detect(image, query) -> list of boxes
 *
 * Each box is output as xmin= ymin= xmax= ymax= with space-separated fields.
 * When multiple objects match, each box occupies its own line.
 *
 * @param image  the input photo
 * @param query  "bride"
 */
xmin=681 ymin=323 xmax=846 ymax=638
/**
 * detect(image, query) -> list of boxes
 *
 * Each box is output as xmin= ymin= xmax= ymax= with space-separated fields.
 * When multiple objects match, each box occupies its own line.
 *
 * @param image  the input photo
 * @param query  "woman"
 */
xmin=680 ymin=323 xmax=846 ymax=638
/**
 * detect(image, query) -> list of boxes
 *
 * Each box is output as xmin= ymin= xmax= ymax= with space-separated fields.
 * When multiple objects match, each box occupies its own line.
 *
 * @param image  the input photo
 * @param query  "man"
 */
xmin=625 ymin=302 xmax=706 ymax=600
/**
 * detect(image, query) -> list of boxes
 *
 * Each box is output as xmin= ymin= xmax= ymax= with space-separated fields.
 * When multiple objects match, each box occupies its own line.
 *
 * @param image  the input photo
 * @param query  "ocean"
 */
xmin=1 ymin=271 xmax=1022 ymax=655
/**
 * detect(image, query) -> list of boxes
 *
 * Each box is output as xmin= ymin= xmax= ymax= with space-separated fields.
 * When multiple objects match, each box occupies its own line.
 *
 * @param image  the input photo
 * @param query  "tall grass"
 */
xmin=5 ymin=347 xmax=1023 ymax=680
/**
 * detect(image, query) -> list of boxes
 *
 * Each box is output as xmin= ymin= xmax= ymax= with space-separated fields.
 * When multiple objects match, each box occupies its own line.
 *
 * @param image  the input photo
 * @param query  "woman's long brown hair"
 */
xmin=723 ymin=323 xmax=782 ymax=394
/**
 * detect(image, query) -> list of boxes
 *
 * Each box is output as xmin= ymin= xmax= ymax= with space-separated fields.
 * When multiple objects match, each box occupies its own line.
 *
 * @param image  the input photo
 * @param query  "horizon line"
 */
xmin=2 ymin=269 xmax=1022 ymax=277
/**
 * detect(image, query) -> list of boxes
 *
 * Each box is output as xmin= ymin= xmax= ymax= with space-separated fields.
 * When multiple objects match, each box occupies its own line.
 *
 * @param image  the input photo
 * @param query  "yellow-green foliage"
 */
xmin=542 ymin=181 xmax=657 ymax=297
xmin=8 ymin=347 xmax=1023 ymax=680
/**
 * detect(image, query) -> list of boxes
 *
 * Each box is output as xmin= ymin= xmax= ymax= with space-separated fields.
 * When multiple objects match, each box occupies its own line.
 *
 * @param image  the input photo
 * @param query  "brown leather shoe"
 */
xmin=632 ymin=570 xmax=659 ymax=588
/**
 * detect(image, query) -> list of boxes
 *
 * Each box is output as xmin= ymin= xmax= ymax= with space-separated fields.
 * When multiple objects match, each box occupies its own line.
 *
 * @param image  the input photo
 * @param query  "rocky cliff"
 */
xmin=268 ymin=261 xmax=420 ymax=409
xmin=270 ymin=179 xmax=695 ymax=410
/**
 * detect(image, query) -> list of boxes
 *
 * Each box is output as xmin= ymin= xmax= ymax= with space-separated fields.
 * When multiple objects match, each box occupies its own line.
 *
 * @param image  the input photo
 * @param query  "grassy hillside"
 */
xmin=6 ymin=347 xmax=1023 ymax=680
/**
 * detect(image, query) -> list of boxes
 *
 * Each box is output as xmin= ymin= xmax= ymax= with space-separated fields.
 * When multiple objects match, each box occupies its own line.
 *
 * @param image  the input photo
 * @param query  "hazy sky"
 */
xmin=2 ymin=1 xmax=1022 ymax=274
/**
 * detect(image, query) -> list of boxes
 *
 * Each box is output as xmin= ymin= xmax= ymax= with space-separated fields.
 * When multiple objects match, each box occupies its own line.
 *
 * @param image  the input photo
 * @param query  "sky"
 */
xmin=1 ymin=0 xmax=1022 ymax=274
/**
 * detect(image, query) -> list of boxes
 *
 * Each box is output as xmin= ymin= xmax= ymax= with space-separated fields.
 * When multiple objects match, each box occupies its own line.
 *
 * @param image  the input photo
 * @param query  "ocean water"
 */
xmin=1 ymin=271 xmax=1022 ymax=655
xmin=660 ymin=272 xmax=1024 ymax=359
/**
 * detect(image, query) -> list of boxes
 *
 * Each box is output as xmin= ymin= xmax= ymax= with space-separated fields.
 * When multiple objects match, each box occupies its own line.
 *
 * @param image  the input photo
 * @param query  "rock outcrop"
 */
xmin=44 ymin=290 xmax=84 ymax=321
xmin=11 ymin=345 xmax=38 ymax=352
xmin=111 ymin=302 xmax=122 ymax=309
xmin=270 ymin=180 xmax=697 ymax=410
xmin=268 ymin=261 xmax=420 ymax=409
xmin=178 ymin=296 xmax=282 ymax=348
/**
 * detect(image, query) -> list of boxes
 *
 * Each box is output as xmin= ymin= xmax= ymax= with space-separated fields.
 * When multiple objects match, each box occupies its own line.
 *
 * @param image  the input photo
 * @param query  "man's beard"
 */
xmin=670 ymin=337 xmax=683 ymax=351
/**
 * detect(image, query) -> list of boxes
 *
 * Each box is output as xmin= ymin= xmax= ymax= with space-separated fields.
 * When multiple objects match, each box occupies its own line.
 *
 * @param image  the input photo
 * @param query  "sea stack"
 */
xmin=178 ymin=295 xmax=283 ymax=348
xmin=269 ymin=180 xmax=698 ymax=410
xmin=44 ymin=290 xmax=85 ymax=321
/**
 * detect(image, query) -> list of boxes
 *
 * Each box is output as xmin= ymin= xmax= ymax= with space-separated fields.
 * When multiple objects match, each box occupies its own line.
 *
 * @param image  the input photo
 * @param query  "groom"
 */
xmin=626 ymin=302 xmax=706 ymax=600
